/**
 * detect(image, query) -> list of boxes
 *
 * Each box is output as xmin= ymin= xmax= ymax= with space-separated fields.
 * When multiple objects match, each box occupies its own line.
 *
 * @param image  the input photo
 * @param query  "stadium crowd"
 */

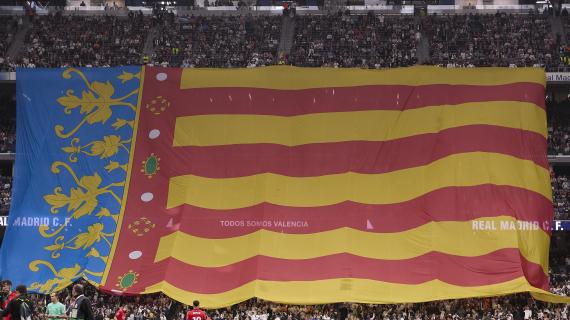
xmin=0 ymin=126 xmax=14 ymax=154
xmin=0 ymin=11 xmax=566 ymax=69
xmin=553 ymin=171 xmax=570 ymax=220
xmin=422 ymin=13 xmax=560 ymax=69
xmin=549 ymin=123 xmax=570 ymax=156
xmin=151 ymin=15 xmax=281 ymax=67
xmin=0 ymin=92 xmax=14 ymax=154
xmin=290 ymin=12 xmax=418 ymax=68
xmin=0 ymin=16 xmax=19 ymax=72
xmin=0 ymin=175 xmax=10 ymax=214
xmin=18 ymin=11 xmax=149 ymax=68
xmin=0 ymin=9 xmax=568 ymax=320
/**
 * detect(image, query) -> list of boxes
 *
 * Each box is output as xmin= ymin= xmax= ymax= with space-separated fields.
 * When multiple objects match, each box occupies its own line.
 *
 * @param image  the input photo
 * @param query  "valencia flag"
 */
xmin=101 ymin=67 xmax=555 ymax=307
xmin=6 ymin=66 xmax=565 ymax=307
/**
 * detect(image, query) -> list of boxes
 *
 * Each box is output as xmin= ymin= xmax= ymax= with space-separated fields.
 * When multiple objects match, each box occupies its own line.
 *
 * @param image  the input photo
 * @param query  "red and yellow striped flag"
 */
xmin=101 ymin=66 xmax=560 ymax=307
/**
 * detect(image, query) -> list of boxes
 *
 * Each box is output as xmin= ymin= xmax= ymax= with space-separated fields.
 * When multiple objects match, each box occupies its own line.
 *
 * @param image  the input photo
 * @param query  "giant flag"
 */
xmin=2 ymin=66 xmax=566 ymax=307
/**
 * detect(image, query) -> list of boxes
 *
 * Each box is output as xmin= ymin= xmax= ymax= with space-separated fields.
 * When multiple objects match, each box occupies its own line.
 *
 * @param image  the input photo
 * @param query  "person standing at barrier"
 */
xmin=114 ymin=304 xmax=127 ymax=320
xmin=69 ymin=285 xmax=94 ymax=320
xmin=47 ymin=293 xmax=66 ymax=320
xmin=1 ymin=281 xmax=17 ymax=320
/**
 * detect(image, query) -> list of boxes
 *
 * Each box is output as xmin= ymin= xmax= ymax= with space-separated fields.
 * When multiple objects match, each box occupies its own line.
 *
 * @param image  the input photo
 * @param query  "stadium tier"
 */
xmin=0 ymin=6 xmax=569 ymax=319
xmin=0 ymin=10 xmax=567 ymax=69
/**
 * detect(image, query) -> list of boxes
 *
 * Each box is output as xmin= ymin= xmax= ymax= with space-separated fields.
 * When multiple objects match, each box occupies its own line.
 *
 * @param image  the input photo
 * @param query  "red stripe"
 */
xmin=170 ymin=83 xmax=545 ymax=116
xmin=521 ymin=254 xmax=551 ymax=291
xmin=163 ymin=126 xmax=547 ymax=178
xmin=144 ymin=250 xmax=548 ymax=294
xmin=169 ymin=185 xmax=553 ymax=237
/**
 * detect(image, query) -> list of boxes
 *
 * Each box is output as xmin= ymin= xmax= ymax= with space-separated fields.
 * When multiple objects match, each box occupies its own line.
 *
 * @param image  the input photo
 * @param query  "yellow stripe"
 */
xmin=531 ymin=291 xmax=570 ymax=304
xmin=180 ymin=66 xmax=546 ymax=90
xmin=101 ymin=67 xmax=146 ymax=286
xmin=144 ymin=277 xmax=537 ymax=309
xmin=173 ymin=102 xmax=546 ymax=147
xmin=154 ymin=217 xmax=549 ymax=273
xmin=167 ymin=152 xmax=550 ymax=210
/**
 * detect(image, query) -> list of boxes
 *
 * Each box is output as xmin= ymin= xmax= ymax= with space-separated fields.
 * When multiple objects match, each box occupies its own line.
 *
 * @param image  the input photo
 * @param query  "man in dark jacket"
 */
xmin=70 ymin=285 xmax=93 ymax=320
xmin=0 ymin=285 xmax=33 ymax=320
xmin=2 ymin=280 xmax=18 ymax=320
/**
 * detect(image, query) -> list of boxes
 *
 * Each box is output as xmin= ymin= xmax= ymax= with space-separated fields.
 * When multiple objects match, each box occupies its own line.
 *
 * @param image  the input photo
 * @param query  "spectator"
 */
xmin=46 ymin=293 xmax=66 ymax=320
xmin=1 ymin=280 xmax=16 ymax=320
xmin=0 ymin=285 xmax=33 ymax=320
xmin=114 ymin=304 xmax=125 ymax=320
xmin=71 ymin=285 xmax=94 ymax=320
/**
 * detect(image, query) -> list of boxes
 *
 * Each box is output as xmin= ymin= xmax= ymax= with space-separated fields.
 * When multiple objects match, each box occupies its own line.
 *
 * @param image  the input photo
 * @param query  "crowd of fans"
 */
xmin=0 ymin=11 xmax=568 ymax=69
xmin=553 ymin=171 xmax=570 ymax=220
xmin=205 ymin=0 xmax=236 ymax=6
xmin=0 ymin=89 xmax=15 ymax=215
xmin=0 ymin=175 xmax=10 ymax=214
xmin=151 ymin=14 xmax=280 ymax=67
xmin=200 ymin=297 xmax=568 ymax=320
xmin=0 ymin=16 xmax=19 ymax=72
xmin=290 ymin=12 xmax=418 ymax=68
xmin=0 ymin=17 xmax=17 ymax=58
xmin=548 ymin=100 xmax=570 ymax=156
xmin=549 ymin=123 xmax=570 ymax=156
xmin=423 ymin=12 xmax=561 ymax=69
xmin=0 ymin=90 xmax=15 ymax=154
xmin=0 ymin=10 xmax=568 ymax=320
xmin=0 ymin=124 xmax=14 ymax=154
xmin=18 ymin=11 xmax=150 ymax=68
